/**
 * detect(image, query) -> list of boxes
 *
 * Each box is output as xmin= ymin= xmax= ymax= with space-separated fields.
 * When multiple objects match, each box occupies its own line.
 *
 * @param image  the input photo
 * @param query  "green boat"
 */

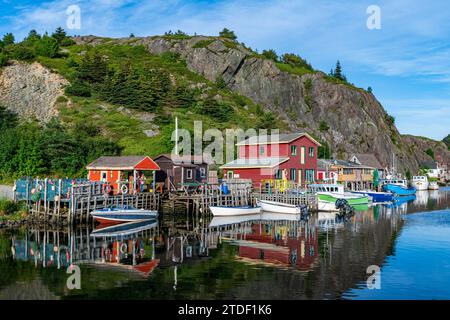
xmin=317 ymin=192 xmax=369 ymax=212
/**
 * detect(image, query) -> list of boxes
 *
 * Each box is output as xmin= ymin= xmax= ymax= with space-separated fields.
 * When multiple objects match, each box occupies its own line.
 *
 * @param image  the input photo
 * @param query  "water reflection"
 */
xmin=0 ymin=187 xmax=449 ymax=299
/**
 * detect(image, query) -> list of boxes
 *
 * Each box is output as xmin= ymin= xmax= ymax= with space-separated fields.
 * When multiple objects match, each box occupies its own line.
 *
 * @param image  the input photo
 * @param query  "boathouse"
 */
xmin=153 ymin=154 xmax=214 ymax=191
xmin=318 ymin=158 xmax=376 ymax=190
xmin=86 ymin=156 xmax=160 ymax=194
xmin=349 ymin=153 xmax=385 ymax=178
xmin=220 ymin=133 xmax=321 ymax=187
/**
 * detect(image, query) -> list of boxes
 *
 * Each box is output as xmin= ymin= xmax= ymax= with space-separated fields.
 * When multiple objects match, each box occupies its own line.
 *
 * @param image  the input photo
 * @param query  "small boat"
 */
xmin=382 ymin=184 xmax=416 ymax=196
xmin=428 ymin=181 xmax=439 ymax=190
xmin=317 ymin=192 xmax=369 ymax=212
xmin=258 ymin=200 xmax=307 ymax=214
xmin=351 ymin=190 xmax=396 ymax=203
xmin=90 ymin=206 xmax=158 ymax=225
xmin=308 ymin=184 xmax=369 ymax=212
xmin=412 ymin=176 xmax=429 ymax=191
xmin=209 ymin=205 xmax=261 ymax=216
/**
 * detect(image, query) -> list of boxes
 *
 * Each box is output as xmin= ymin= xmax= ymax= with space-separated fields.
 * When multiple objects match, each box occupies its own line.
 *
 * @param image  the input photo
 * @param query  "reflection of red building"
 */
xmin=237 ymin=223 xmax=318 ymax=270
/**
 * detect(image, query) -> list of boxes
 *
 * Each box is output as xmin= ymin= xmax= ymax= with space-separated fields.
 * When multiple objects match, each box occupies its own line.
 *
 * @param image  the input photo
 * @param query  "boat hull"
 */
xmin=412 ymin=181 xmax=429 ymax=191
xmin=209 ymin=206 xmax=261 ymax=216
xmin=382 ymin=184 xmax=416 ymax=196
xmin=428 ymin=182 xmax=439 ymax=190
xmin=91 ymin=210 xmax=158 ymax=224
xmin=351 ymin=191 xmax=395 ymax=203
xmin=259 ymin=200 xmax=303 ymax=214
xmin=317 ymin=193 xmax=369 ymax=212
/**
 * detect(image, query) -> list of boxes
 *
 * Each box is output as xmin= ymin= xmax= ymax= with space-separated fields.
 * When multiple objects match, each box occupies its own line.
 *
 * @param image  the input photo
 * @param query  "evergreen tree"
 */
xmin=2 ymin=33 xmax=15 ymax=46
xmin=51 ymin=27 xmax=67 ymax=44
xmin=219 ymin=28 xmax=237 ymax=40
xmin=77 ymin=50 xmax=108 ymax=83
xmin=35 ymin=35 xmax=59 ymax=58
xmin=262 ymin=49 xmax=278 ymax=62
xmin=334 ymin=60 xmax=343 ymax=80
xmin=367 ymin=86 xmax=373 ymax=93
xmin=25 ymin=30 xmax=41 ymax=42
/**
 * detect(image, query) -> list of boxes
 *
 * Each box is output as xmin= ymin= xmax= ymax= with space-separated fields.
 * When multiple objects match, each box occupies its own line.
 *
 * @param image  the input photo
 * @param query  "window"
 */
xmin=259 ymin=146 xmax=265 ymax=155
xmin=343 ymin=168 xmax=353 ymax=175
xmin=300 ymin=147 xmax=305 ymax=164
xmin=291 ymin=145 xmax=297 ymax=156
xmin=309 ymin=147 xmax=314 ymax=157
xmin=275 ymin=169 xmax=282 ymax=179
xmin=290 ymin=169 xmax=296 ymax=181
xmin=186 ymin=169 xmax=193 ymax=179
xmin=101 ymin=171 xmax=108 ymax=182
xmin=305 ymin=169 xmax=315 ymax=183
xmin=227 ymin=171 xmax=234 ymax=179
xmin=200 ymin=167 xmax=206 ymax=177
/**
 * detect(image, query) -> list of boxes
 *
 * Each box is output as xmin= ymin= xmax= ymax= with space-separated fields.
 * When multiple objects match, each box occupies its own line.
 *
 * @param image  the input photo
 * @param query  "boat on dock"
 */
xmin=351 ymin=190 xmax=396 ymax=203
xmin=258 ymin=200 xmax=308 ymax=215
xmin=90 ymin=206 xmax=158 ymax=225
xmin=308 ymin=184 xmax=369 ymax=212
xmin=412 ymin=176 xmax=429 ymax=191
xmin=209 ymin=205 xmax=261 ymax=216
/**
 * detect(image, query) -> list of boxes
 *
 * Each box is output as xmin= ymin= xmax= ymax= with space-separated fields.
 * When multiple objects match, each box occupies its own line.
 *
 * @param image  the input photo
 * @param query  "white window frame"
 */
xmin=186 ymin=169 xmax=193 ymax=179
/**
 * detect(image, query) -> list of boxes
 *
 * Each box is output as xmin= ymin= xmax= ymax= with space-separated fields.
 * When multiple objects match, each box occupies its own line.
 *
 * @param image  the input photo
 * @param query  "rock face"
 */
xmin=57 ymin=37 xmax=450 ymax=172
xmin=0 ymin=61 xmax=68 ymax=122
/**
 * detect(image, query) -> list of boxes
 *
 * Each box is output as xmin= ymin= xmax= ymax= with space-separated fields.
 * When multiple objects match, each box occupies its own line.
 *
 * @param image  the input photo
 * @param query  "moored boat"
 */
xmin=90 ymin=206 xmax=158 ymax=225
xmin=209 ymin=205 xmax=261 ymax=216
xmin=258 ymin=200 xmax=307 ymax=214
xmin=428 ymin=181 xmax=439 ymax=190
xmin=351 ymin=190 xmax=396 ymax=203
xmin=317 ymin=192 xmax=369 ymax=212
xmin=412 ymin=176 xmax=429 ymax=191
xmin=382 ymin=183 xmax=416 ymax=196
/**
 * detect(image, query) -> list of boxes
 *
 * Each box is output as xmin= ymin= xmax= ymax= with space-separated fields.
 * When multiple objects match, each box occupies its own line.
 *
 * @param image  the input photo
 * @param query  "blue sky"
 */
xmin=1 ymin=0 xmax=449 ymax=140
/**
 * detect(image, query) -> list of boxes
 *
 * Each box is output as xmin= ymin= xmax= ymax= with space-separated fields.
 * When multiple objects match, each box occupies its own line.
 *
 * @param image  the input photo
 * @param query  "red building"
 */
xmin=220 ymin=133 xmax=321 ymax=187
xmin=86 ymin=156 xmax=160 ymax=194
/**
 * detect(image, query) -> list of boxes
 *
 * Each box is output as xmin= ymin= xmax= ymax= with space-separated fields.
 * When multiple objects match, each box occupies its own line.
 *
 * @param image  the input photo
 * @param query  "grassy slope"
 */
xmin=37 ymin=43 xmax=287 ymax=157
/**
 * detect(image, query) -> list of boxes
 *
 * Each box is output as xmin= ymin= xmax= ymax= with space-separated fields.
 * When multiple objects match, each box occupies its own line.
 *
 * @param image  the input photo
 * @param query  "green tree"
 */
xmin=77 ymin=50 xmax=108 ymax=83
xmin=219 ymin=28 xmax=237 ymax=40
xmin=281 ymin=53 xmax=313 ymax=71
xmin=367 ymin=86 xmax=373 ymax=93
xmin=319 ymin=120 xmax=329 ymax=132
xmin=51 ymin=27 xmax=67 ymax=44
xmin=215 ymin=75 xmax=226 ymax=89
xmin=35 ymin=35 xmax=59 ymax=58
xmin=2 ymin=33 xmax=15 ymax=46
xmin=334 ymin=60 xmax=343 ymax=80
xmin=25 ymin=30 xmax=41 ymax=43
xmin=0 ymin=52 xmax=8 ymax=67
xmin=425 ymin=148 xmax=435 ymax=160
xmin=262 ymin=49 xmax=278 ymax=62
xmin=256 ymin=112 xmax=276 ymax=130
xmin=9 ymin=44 xmax=35 ymax=60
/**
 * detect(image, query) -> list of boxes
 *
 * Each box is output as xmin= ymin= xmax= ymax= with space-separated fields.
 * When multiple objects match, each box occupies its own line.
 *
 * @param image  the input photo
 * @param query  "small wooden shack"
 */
xmin=86 ymin=156 xmax=160 ymax=194
xmin=153 ymin=154 xmax=213 ymax=191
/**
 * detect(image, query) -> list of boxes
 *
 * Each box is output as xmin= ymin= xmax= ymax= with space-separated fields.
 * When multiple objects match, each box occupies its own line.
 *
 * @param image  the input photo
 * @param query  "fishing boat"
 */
xmin=351 ymin=190 xmax=396 ymax=203
xmin=258 ymin=199 xmax=307 ymax=214
xmin=381 ymin=180 xmax=416 ymax=196
xmin=209 ymin=205 xmax=261 ymax=216
xmin=428 ymin=181 xmax=439 ymax=190
xmin=90 ymin=206 xmax=159 ymax=225
xmin=308 ymin=184 xmax=369 ymax=212
xmin=412 ymin=176 xmax=429 ymax=191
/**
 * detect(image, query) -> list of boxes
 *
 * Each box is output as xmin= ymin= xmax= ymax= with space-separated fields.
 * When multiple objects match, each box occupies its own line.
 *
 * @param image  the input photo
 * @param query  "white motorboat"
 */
xmin=412 ymin=176 xmax=429 ymax=191
xmin=258 ymin=200 xmax=306 ymax=214
xmin=428 ymin=181 xmax=439 ymax=190
xmin=91 ymin=206 xmax=158 ymax=225
xmin=209 ymin=205 xmax=261 ymax=216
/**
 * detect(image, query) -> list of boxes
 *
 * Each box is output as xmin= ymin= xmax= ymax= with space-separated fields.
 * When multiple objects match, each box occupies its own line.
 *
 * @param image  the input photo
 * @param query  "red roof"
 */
xmin=86 ymin=156 xmax=160 ymax=171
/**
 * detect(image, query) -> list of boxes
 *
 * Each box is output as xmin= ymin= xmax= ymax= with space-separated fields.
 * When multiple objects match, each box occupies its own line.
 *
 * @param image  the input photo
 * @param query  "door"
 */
xmin=298 ymin=169 xmax=302 ymax=185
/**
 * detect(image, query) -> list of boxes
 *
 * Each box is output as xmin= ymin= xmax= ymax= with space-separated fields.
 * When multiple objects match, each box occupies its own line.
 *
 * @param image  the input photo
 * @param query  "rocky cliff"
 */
xmin=0 ymin=61 xmax=67 ymax=122
xmin=72 ymin=35 xmax=450 ymax=173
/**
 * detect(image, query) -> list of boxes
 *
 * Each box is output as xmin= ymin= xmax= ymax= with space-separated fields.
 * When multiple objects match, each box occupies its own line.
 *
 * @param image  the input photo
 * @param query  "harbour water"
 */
xmin=0 ymin=188 xmax=449 ymax=300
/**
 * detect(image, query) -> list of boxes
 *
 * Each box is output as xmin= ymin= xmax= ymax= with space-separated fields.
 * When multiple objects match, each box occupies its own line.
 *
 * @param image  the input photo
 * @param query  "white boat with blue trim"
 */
xmin=209 ymin=205 xmax=261 ymax=216
xmin=90 ymin=206 xmax=159 ymax=225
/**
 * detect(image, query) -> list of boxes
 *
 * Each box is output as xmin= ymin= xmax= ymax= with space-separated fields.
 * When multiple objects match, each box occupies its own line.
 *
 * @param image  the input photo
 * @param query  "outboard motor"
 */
xmin=300 ymin=204 xmax=309 ymax=220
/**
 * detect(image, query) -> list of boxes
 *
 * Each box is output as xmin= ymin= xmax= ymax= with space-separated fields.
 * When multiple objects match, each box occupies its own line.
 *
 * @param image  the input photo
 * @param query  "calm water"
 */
xmin=0 ymin=188 xmax=449 ymax=300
